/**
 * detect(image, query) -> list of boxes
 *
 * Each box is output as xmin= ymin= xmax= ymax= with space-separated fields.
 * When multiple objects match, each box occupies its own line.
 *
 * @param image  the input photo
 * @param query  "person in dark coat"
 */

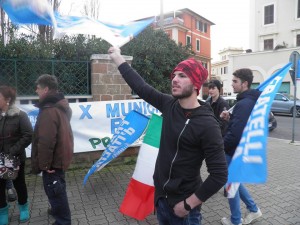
xmin=206 ymin=80 xmax=230 ymax=136
xmin=31 ymin=75 xmax=73 ymax=225
xmin=108 ymin=47 xmax=228 ymax=225
xmin=220 ymin=69 xmax=262 ymax=225
xmin=0 ymin=85 xmax=32 ymax=224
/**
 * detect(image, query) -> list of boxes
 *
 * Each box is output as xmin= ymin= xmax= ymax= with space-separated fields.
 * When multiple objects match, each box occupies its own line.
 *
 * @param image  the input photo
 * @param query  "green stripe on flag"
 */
xmin=143 ymin=114 xmax=162 ymax=148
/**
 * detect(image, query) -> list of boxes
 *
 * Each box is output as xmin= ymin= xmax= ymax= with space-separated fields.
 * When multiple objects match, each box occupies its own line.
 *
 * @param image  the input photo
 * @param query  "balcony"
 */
xmin=153 ymin=17 xmax=185 ymax=28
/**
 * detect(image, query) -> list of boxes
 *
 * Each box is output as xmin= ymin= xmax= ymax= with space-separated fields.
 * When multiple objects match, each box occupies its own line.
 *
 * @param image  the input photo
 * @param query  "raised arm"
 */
xmin=108 ymin=47 xmax=126 ymax=66
xmin=107 ymin=47 xmax=172 ymax=112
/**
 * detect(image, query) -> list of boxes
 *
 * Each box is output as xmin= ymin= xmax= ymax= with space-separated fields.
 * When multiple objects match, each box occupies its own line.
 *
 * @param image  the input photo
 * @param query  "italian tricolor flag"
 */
xmin=119 ymin=114 xmax=162 ymax=220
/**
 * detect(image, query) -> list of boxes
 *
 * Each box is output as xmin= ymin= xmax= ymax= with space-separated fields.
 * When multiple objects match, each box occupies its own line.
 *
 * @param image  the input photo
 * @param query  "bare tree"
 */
xmin=82 ymin=0 xmax=101 ymax=19
xmin=0 ymin=0 xmax=61 ymax=44
xmin=0 ymin=8 xmax=14 ymax=45
xmin=0 ymin=8 xmax=5 ymax=43
xmin=38 ymin=0 xmax=61 ymax=43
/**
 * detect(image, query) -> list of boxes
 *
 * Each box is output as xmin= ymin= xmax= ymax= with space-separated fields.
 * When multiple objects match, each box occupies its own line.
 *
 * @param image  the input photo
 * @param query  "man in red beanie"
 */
xmin=170 ymin=58 xmax=208 ymax=96
xmin=108 ymin=47 xmax=227 ymax=225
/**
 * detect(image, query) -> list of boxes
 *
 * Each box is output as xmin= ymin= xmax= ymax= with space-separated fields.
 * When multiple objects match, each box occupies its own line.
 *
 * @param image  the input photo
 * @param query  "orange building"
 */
xmin=152 ymin=8 xmax=215 ymax=80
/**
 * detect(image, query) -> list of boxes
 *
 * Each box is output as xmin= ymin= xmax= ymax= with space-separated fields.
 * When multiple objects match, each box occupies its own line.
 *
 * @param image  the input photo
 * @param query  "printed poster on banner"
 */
xmin=18 ymin=99 xmax=160 ymax=156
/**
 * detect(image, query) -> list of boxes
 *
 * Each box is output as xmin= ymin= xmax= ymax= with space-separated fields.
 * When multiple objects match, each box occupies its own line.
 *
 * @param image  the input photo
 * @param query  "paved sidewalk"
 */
xmin=6 ymin=138 xmax=300 ymax=225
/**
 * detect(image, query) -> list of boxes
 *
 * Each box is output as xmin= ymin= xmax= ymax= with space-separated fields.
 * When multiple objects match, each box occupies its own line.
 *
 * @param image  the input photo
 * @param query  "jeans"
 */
xmin=226 ymin=154 xmax=258 ymax=225
xmin=43 ymin=170 xmax=71 ymax=225
xmin=156 ymin=198 xmax=202 ymax=225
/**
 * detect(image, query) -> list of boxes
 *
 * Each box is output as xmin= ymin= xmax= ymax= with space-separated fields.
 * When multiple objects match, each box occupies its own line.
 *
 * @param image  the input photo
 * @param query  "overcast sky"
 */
xmin=60 ymin=0 xmax=250 ymax=62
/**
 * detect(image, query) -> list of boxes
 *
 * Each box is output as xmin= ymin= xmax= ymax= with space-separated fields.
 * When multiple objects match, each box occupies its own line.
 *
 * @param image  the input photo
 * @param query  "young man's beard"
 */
xmin=172 ymin=84 xmax=194 ymax=99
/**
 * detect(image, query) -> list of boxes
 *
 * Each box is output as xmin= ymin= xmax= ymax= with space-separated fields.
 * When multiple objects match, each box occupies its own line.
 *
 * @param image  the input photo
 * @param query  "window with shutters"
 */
xmin=264 ymin=4 xmax=274 ymax=24
xmin=264 ymin=39 xmax=273 ymax=50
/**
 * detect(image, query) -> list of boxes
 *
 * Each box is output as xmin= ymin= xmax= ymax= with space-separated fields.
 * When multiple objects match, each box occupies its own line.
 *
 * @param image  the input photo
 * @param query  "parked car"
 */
xmin=222 ymin=96 xmax=277 ymax=131
xmin=271 ymin=93 xmax=300 ymax=117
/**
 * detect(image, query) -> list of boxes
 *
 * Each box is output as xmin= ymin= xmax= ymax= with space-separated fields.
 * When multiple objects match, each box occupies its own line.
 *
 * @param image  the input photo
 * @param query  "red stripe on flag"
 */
xmin=119 ymin=178 xmax=155 ymax=220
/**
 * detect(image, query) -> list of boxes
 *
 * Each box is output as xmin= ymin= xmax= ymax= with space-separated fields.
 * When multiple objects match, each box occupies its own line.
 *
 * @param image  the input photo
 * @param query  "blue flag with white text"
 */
xmin=227 ymin=63 xmax=292 ymax=184
xmin=83 ymin=110 xmax=149 ymax=185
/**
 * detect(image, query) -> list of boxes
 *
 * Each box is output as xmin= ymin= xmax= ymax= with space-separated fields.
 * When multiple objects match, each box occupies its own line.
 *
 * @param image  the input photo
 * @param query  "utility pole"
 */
xmin=289 ymin=51 xmax=299 ymax=143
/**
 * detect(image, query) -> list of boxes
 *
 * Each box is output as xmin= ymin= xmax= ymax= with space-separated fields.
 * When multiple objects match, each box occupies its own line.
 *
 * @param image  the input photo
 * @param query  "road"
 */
xmin=269 ymin=114 xmax=300 ymax=141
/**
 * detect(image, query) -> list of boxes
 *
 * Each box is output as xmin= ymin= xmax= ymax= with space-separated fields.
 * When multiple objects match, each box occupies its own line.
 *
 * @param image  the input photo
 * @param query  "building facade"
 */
xmin=152 ymin=8 xmax=214 ymax=78
xmin=213 ymin=0 xmax=300 ymax=98
xmin=250 ymin=0 xmax=300 ymax=52
xmin=211 ymin=48 xmax=244 ymax=96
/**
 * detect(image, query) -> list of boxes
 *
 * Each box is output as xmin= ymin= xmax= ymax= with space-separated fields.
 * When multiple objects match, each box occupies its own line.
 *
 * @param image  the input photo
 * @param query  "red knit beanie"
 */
xmin=171 ymin=58 xmax=208 ymax=95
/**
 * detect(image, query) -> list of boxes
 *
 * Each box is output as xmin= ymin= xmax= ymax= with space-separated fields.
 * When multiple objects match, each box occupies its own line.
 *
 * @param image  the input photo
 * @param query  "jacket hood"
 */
xmin=55 ymin=98 xmax=72 ymax=120
xmin=36 ymin=91 xmax=64 ymax=107
xmin=36 ymin=92 xmax=72 ymax=120
xmin=236 ymin=89 xmax=261 ymax=102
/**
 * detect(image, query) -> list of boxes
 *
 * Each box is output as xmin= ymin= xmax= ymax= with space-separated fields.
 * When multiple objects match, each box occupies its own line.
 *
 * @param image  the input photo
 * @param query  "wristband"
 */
xmin=183 ymin=199 xmax=192 ymax=211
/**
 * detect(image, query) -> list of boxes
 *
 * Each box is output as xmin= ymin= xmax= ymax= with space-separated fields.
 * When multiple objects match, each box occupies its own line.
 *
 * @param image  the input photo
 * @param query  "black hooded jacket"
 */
xmin=118 ymin=62 xmax=228 ymax=207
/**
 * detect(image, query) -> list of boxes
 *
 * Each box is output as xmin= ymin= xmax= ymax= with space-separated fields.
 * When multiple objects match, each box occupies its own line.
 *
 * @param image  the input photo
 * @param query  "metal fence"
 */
xmin=0 ymin=59 xmax=90 ymax=97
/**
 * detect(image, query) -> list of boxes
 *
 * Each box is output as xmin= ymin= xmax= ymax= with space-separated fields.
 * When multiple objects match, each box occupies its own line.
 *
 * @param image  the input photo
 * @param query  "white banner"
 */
xmin=19 ymin=99 xmax=160 ymax=157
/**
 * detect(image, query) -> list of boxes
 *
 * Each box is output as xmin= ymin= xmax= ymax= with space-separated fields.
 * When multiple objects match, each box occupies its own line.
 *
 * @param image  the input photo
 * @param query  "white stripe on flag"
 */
xmin=132 ymin=143 xmax=158 ymax=186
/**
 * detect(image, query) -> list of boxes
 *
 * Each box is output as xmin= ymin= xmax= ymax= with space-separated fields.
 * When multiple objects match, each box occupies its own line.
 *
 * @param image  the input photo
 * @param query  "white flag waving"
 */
xmin=1 ymin=0 xmax=154 ymax=47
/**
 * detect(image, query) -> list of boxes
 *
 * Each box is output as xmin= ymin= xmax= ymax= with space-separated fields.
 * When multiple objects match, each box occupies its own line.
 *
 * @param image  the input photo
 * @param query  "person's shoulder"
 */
xmin=19 ymin=109 xmax=28 ymax=117
xmin=241 ymin=89 xmax=260 ymax=99
xmin=193 ymin=108 xmax=220 ymax=131
xmin=199 ymin=99 xmax=210 ymax=106
xmin=195 ymin=104 xmax=216 ymax=120
xmin=234 ymin=97 xmax=247 ymax=108
xmin=39 ymin=105 xmax=57 ymax=116
xmin=218 ymin=96 xmax=228 ymax=103
xmin=199 ymin=100 xmax=212 ymax=110
xmin=249 ymin=89 xmax=261 ymax=99
xmin=237 ymin=91 xmax=259 ymax=106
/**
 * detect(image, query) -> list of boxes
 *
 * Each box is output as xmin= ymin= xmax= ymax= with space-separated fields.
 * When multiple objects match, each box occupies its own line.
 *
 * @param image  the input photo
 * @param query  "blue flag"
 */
xmin=227 ymin=63 xmax=292 ymax=184
xmin=55 ymin=15 xmax=154 ymax=46
xmin=1 ymin=0 xmax=154 ymax=46
xmin=83 ymin=110 xmax=149 ymax=185
xmin=298 ymin=60 xmax=300 ymax=78
xmin=1 ymin=0 xmax=55 ymax=25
